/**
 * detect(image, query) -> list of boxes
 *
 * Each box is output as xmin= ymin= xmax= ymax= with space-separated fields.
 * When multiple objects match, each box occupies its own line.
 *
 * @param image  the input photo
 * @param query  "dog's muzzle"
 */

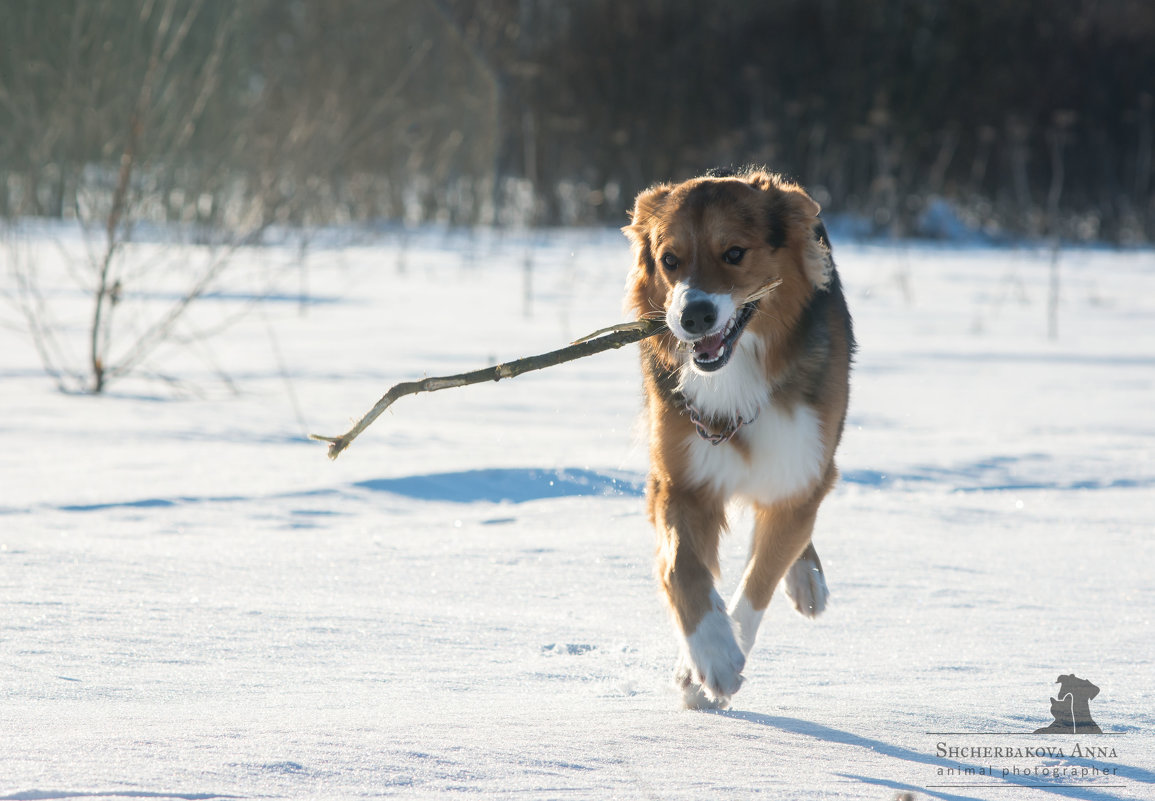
xmin=666 ymin=284 xmax=753 ymax=373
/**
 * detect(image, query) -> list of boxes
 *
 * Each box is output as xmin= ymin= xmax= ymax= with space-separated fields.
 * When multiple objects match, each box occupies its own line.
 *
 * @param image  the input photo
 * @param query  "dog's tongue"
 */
xmin=693 ymin=332 xmax=725 ymax=360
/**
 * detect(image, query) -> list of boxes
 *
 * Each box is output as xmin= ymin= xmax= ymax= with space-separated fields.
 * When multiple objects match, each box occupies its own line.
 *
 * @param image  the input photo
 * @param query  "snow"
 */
xmin=2 ymin=226 xmax=1154 ymax=799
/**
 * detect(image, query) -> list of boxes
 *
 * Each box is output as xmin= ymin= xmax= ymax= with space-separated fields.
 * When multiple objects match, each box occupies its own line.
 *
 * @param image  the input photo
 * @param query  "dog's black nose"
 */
xmin=680 ymin=300 xmax=718 ymax=334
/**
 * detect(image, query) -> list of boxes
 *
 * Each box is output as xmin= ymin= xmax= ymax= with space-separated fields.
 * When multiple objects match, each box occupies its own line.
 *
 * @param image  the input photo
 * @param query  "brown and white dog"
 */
xmin=622 ymin=167 xmax=855 ymax=709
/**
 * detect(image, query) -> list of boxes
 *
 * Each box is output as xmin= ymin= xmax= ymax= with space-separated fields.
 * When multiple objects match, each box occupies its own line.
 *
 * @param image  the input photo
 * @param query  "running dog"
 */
xmin=622 ymin=167 xmax=854 ymax=709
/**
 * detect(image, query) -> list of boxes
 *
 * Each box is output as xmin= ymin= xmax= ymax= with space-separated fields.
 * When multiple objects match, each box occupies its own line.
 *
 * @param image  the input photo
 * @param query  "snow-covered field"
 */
xmin=2 ymin=224 xmax=1153 ymax=800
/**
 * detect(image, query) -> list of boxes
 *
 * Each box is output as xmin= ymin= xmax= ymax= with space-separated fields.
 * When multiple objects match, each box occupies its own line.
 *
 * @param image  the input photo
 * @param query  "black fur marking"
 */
xmin=813 ymin=218 xmax=836 ymax=281
xmin=785 ymin=265 xmax=856 ymax=423
xmin=814 ymin=219 xmax=833 ymax=250
xmin=640 ymin=240 xmax=656 ymax=275
xmin=685 ymin=182 xmax=729 ymax=212
xmin=764 ymin=199 xmax=788 ymax=250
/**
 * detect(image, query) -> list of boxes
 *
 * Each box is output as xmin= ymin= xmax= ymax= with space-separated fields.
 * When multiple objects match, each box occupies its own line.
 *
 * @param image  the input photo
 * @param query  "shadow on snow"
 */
xmin=714 ymin=711 xmax=1150 ymax=801
xmin=43 ymin=468 xmax=643 ymax=513
xmin=26 ymin=454 xmax=1153 ymax=515
xmin=841 ymin=453 xmax=1155 ymax=493
xmin=352 ymin=467 xmax=643 ymax=504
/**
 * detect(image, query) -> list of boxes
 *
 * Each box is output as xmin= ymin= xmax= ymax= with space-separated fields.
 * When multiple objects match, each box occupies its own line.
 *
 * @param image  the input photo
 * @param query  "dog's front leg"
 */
xmin=649 ymin=477 xmax=744 ymax=708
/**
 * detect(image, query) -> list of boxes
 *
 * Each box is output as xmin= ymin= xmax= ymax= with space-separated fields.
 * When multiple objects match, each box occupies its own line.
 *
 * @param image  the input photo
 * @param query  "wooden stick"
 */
xmin=310 ymin=317 xmax=667 ymax=459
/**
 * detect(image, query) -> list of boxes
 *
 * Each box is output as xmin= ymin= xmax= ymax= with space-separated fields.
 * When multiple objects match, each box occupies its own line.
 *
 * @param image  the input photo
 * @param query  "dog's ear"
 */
xmin=806 ymin=218 xmax=836 ymax=290
xmin=623 ymin=183 xmax=670 ymax=229
xmin=622 ymin=184 xmax=672 ymax=321
xmin=622 ymin=184 xmax=670 ymax=274
xmin=785 ymin=185 xmax=833 ymax=290
xmin=745 ymin=172 xmax=832 ymax=290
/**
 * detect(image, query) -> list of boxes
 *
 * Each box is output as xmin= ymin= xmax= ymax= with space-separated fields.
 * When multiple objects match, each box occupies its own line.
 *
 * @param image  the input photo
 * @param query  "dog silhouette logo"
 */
xmin=1033 ymin=674 xmax=1103 ymax=734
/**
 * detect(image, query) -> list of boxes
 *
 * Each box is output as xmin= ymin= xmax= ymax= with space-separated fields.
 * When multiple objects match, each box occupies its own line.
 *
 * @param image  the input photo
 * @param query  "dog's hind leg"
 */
xmin=783 ymin=541 xmax=829 ymax=619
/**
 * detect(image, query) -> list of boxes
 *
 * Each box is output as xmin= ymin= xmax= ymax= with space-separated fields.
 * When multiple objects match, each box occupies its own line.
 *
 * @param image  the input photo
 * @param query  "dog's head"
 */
xmin=623 ymin=169 xmax=831 ymax=373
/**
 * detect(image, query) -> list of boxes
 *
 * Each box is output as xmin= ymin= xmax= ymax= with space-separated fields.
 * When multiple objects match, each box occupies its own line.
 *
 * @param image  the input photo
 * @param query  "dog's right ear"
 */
xmin=622 ymin=184 xmax=670 ymax=275
xmin=623 ymin=184 xmax=671 ymax=231
xmin=623 ymin=184 xmax=672 ymax=324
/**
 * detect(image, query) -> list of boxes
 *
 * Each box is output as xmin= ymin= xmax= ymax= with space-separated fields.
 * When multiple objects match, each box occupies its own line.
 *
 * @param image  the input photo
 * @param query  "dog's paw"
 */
xmin=678 ymin=603 xmax=746 ymax=707
xmin=675 ymin=657 xmax=731 ymax=710
xmin=784 ymin=553 xmax=829 ymax=618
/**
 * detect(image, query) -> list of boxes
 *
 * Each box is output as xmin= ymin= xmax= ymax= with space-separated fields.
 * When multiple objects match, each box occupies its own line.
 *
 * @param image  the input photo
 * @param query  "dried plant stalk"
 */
xmin=743 ymin=278 xmax=783 ymax=305
xmin=310 ymin=317 xmax=667 ymax=459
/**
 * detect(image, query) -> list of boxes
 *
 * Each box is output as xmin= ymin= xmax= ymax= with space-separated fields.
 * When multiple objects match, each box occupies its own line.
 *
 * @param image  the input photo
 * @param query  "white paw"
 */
xmin=676 ymin=594 xmax=746 ymax=707
xmin=675 ymin=655 xmax=730 ymax=710
xmin=784 ymin=554 xmax=829 ymax=618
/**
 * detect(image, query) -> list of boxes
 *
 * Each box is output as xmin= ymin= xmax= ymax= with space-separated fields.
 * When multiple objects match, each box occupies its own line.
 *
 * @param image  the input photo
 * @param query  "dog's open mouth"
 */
xmin=691 ymin=302 xmax=756 ymax=372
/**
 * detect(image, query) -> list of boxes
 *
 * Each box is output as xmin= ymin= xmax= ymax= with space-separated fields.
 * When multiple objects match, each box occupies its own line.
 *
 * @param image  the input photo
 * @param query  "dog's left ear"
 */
xmin=747 ymin=172 xmax=832 ymax=290
xmin=788 ymin=187 xmax=834 ymax=290
xmin=790 ymin=188 xmax=821 ymax=219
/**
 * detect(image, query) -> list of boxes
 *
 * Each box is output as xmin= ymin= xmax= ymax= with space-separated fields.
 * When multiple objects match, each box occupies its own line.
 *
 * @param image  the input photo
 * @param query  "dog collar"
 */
xmin=682 ymin=398 xmax=760 ymax=445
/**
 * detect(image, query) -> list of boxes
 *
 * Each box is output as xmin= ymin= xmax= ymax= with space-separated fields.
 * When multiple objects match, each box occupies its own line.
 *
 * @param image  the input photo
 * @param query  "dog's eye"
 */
xmin=723 ymin=246 xmax=746 ymax=265
xmin=661 ymin=253 xmax=679 ymax=271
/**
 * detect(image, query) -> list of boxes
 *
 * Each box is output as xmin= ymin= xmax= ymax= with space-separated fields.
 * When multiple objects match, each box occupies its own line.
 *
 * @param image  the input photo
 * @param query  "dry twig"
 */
xmin=310 ymin=317 xmax=667 ymax=459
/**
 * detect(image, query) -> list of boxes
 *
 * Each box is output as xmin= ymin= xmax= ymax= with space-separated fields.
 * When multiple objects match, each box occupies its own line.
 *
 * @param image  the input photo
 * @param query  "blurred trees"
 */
xmin=1 ymin=0 xmax=1152 ymax=241
xmin=0 ymin=0 xmax=496 ymax=231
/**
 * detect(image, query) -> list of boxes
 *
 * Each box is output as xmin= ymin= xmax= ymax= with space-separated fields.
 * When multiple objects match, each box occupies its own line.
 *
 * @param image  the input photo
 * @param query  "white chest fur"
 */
xmin=679 ymin=334 xmax=826 ymax=505
xmin=677 ymin=334 xmax=769 ymax=423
